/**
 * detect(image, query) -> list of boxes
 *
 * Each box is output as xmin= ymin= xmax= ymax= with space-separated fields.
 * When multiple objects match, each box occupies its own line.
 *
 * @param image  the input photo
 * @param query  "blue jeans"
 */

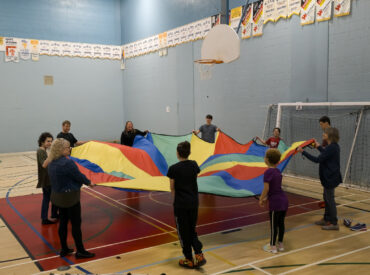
xmin=323 ymin=187 xmax=338 ymax=225
xmin=41 ymin=186 xmax=58 ymax=220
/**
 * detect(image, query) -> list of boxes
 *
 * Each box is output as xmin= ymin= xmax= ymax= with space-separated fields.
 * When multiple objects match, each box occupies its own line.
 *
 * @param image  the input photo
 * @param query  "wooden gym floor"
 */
xmin=0 ymin=151 xmax=369 ymax=275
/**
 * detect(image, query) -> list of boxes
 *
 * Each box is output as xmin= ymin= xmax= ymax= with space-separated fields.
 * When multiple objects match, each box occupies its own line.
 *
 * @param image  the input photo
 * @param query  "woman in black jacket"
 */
xmin=47 ymin=138 xmax=96 ymax=258
xmin=297 ymin=127 xmax=342 ymax=231
xmin=120 ymin=121 xmax=148 ymax=146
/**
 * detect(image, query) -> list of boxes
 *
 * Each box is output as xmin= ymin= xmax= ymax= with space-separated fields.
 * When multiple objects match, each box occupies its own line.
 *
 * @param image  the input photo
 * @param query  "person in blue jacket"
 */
xmin=47 ymin=138 xmax=96 ymax=258
xmin=297 ymin=127 xmax=342 ymax=230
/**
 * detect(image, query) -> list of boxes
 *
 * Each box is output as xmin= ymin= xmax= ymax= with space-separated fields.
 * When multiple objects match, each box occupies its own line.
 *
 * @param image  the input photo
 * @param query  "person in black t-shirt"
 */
xmin=57 ymin=120 xmax=87 ymax=148
xmin=167 ymin=141 xmax=206 ymax=269
xmin=319 ymin=116 xmax=331 ymax=148
xmin=120 ymin=121 xmax=148 ymax=146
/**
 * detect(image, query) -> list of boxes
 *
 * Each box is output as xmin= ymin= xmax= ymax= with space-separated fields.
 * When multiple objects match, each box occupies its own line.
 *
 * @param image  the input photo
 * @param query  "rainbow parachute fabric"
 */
xmin=70 ymin=132 xmax=312 ymax=197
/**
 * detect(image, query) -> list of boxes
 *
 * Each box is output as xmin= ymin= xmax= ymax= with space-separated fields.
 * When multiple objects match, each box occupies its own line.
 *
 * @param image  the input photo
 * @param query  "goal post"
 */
xmin=264 ymin=102 xmax=370 ymax=190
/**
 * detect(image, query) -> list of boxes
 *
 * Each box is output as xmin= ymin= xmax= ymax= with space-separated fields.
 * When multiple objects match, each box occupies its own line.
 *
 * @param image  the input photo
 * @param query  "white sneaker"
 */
xmin=263 ymin=244 xmax=277 ymax=254
xmin=277 ymin=242 xmax=284 ymax=252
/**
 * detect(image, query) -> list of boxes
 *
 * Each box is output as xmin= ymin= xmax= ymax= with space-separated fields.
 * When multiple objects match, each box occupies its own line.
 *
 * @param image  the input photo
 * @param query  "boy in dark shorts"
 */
xmin=167 ymin=141 xmax=206 ymax=268
xmin=259 ymin=148 xmax=289 ymax=253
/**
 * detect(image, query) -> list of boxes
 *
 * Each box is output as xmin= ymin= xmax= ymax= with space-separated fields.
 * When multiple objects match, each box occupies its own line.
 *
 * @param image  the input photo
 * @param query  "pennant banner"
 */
xmin=5 ymin=37 xmax=19 ymax=62
xmin=39 ymin=40 xmax=50 ymax=55
xmin=253 ymin=0 xmax=264 ymax=37
xmin=0 ymin=37 xmax=4 ymax=51
xmin=202 ymin=17 xmax=212 ymax=37
xmin=242 ymin=3 xmax=254 ymax=39
xmin=30 ymin=39 xmax=40 ymax=61
xmin=50 ymin=41 xmax=62 ymax=56
xmin=72 ymin=43 xmax=82 ymax=57
xmin=276 ymin=0 xmax=288 ymax=21
xmin=19 ymin=39 xmax=31 ymax=60
xmin=334 ymin=0 xmax=351 ymax=17
xmin=6 ymin=39 xmax=20 ymax=62
xmin=317 ymin=0 xmax=332 ymax=22
xmin=230 ymin=6 xmax=243 ymax=30
xmin=288 ymin=0 xmax=301 ymax=18
xmin=102 ymin=45 xmax=112 ymax=59
xmin=61 ymin=42 xmax=72 ymax=57
xmin=264 ymin=0 xmax=276 ymax=24
xmin=301 ymin=0 xmax=316 ymax=25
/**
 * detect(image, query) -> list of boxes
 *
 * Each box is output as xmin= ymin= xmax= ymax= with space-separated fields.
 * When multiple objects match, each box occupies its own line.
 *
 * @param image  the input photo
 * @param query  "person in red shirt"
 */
xmin=256 ymin=128 xmax=282 ymax=148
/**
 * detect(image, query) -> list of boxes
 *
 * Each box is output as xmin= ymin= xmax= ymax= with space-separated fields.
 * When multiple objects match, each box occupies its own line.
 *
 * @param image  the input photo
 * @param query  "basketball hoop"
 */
xmin=195 ymin=24 xmax=240 ymax=80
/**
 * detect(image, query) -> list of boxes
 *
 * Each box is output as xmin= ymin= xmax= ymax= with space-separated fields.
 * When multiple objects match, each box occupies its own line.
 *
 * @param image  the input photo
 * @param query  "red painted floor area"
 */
xmin=0 ymin=186 xmax=319 ymax=271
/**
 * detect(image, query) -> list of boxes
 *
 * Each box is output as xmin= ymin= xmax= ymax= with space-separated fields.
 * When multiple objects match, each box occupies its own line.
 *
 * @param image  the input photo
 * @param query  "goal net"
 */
xmin=263 ymin=102 xmax=370 ymax=190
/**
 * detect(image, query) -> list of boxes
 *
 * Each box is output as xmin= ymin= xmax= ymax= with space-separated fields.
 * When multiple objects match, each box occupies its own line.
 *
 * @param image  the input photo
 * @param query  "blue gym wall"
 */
xmin=0 ymin=0 xmax=123 ymax=153
xmin=0 ymin=0 xmax=369 ymax=152
xmin=0 ymin=0 xmax=122 ymax=45
xmin=121 ymin=0 xmax=370 ymax=142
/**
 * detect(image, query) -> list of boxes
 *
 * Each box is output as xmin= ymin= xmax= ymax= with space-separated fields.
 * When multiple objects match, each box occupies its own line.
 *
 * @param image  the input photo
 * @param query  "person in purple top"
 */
xmin=259 ymin=148 xmax=288 ymax=254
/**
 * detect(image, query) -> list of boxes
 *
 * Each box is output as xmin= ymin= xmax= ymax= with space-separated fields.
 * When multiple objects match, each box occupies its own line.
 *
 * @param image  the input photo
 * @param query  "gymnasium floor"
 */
xmin=0 ymin=152 xmax=369 ymax=275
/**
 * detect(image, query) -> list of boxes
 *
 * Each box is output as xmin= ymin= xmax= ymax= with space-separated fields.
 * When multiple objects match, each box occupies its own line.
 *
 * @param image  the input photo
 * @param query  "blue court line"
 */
xmin=5 ymin=176 xmax=92 ymax=274
xmin=117 ymin=221 xmax=317 ymax=273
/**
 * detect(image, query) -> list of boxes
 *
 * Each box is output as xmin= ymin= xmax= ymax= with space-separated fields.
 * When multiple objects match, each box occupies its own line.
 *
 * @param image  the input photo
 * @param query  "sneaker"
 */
xmin=179 ymin=258 xmax=195 ymax=269
xmin=263 ymin=244 xmax=277 ymax=254
xmin=75 ymin=250 xmax=95 ymax=259
xmin=322 ymin=224 xmax=339 ymax=230
xmin=59 ymin=248 xmax=74 ymax=257
xmin=315 ymin=219 xmax=327 ymax=226
xmin=343 ymin=218 xmax=352 ymax=228
xmin=42 ymin=219 xmax=56 ymax=225
xmin=195 ymin=253 xmax=207 ymax=267
xmin=350 ymin=223 xmax=367 ymax=231
xmin=277 ymin=242 xmax=284 ymax=252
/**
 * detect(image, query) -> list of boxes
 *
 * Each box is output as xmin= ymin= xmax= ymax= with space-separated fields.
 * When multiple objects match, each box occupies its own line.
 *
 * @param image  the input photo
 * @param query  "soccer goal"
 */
xmin=263 ymin=102 xmax=370 ymax=190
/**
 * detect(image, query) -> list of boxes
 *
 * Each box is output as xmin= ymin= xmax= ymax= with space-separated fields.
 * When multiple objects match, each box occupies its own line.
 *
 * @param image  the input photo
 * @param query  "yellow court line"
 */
xmin=207 ymin=251 xmax=237 ymax=267
xmin=82 ymin=189 xmax=178 ymax=239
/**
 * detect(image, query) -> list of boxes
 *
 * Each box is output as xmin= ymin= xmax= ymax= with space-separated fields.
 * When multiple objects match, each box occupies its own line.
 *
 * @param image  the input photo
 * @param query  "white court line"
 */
xmin=284 ymin=174 xmax=370 ymax=195
xmin=20 ymin=196 xmax=330 ymax=273
xmin=115 ymin=191 xmax=168 ymax=202
xmin=279 ymin=245 xmax=370 ymax=275
xmin=211 ymin=231 xmax=369 ymax=275
xmin=196 ymin=193 xmax=358 ymax=229
xmin=115 ymin=194 xmax=150 ymax=201
xmin=0 ymin=231 xmax=172 ymax=272
xmin=250 ymin=263 xmax=273 ymax=275
xmin=31 ymin=198 xmax=370 ymax=275
xmin=85 ymin=187 xmax=177 ymax=231
xmin=148 ymin=191 xmax=258 ymax=209
xmin=8 ymin=195 xmax=370 ymax=273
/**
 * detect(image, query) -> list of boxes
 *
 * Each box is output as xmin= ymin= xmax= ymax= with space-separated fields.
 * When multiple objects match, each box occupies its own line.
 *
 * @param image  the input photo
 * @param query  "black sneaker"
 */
xmin=60 ymin=248 xmax=74 ymax=257
xmin=75 ymin=251 xmax=95 ymax=259
xmin=42 ymin=219 xmax=56 ymax=225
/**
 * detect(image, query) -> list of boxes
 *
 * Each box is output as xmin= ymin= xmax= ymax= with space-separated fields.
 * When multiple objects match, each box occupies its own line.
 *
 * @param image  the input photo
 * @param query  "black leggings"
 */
xmin=174 ymin=207 xmax=203 ymax=260
xmin=269 ymin=211 xmax=286 ymax=246
xmin=58 ymin=202 xmax=85 ymax=252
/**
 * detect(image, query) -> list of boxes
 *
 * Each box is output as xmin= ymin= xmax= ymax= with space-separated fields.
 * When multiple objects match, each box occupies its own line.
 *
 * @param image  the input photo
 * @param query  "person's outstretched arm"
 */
xmin=255 ymin=136 xmax=267 ymax=145
xmin=301 ymin=145 xmax=334 ymax=164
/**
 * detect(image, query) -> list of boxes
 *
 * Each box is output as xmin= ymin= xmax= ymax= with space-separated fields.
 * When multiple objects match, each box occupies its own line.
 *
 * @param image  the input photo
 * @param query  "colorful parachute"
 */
xmin=70 ymin=132 xmax=312 ymax=197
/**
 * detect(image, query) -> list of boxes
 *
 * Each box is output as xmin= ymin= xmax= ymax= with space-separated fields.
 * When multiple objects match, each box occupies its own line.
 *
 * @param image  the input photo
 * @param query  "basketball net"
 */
xmin=194 ymin=59 xmax=223 ymax=80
